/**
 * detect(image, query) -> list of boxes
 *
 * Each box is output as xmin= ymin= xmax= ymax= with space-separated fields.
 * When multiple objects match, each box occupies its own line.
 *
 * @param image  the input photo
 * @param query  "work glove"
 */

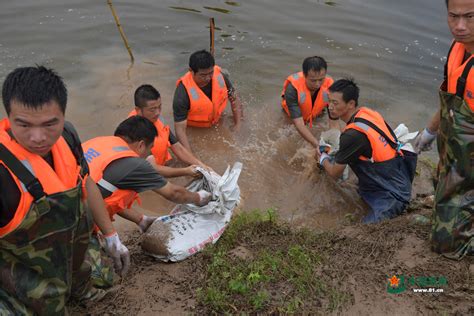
xmin=196 ymin=190 xmax=212 ymax=206
xmin=104 ymin=232 xmax=130 ymax=276
xmin=138 ymin=215 xmax=157 ymax=233
xmin=319 ymin=152 xmax=330 ymax=167
xmin=414 ymin=128 xmax=437 ymax=153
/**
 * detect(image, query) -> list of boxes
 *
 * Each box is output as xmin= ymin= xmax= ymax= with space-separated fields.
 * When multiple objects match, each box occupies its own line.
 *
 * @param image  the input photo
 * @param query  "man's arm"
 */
xmin=320 ymin=159 xmax=347 ymax=179
xmin=85 ymin=177 xmax=115 ymax=235
xmin=153 ymin=182 xmax=201 ymax=204
xmin=229 ymin=92 xmax=243 ymax=129
xmin=284 ymin=83 xmax=318 ymax=148
xmin=146 ymin=155 xmax=198 ymax=178
xmin=427 ymin=109 xmax=441 ymax=133
xmin=172 ymin=83 xmax=193 ymax=152
xmin=174 ymin=120 xmax=192 ymax=152
xmin=293 ymin=117 xmax=319 ymax=148
xmin=170 ymin=142 xmax=204 ymax=166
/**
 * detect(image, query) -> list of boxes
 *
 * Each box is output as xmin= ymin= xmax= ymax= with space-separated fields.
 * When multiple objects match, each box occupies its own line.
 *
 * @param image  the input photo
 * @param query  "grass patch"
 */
xmin=195 ymin=209 xmax=349 ymax=313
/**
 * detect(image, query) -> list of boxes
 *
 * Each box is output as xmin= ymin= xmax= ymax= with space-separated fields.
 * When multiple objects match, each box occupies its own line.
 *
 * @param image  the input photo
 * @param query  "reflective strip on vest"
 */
xmin=112 ymin=146 xmax=129 ymax=152
xmin=190 ymin=87 xmax=199 ymax=100
xmin=97 ymin=178 xmax=118 ymax=193
xmin=217 ymin=74 xmax=225 ymax=88
xmin=299 ymin=92 xmax=306 ymax=104
xmin=354 ymin=122 xmax=370 ymax=131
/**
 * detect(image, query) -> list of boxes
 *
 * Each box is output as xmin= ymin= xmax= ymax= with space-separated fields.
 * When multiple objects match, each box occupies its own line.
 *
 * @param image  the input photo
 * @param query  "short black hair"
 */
xmin=329 ymin=78 xmax=360 ymax=106
xmin=2 ymin=65 xmax=67 ymax=115
xmin=445 ymin=0 xmax=448 ymax=7
xmin=134 ymin=84 xmax=160 ymax=109
xmin=189 ymin=50 xmax=215 ymax=73
xmin=114 ymin=116 xmax=158 ymax=147
xmin=302 ymin=56 xmax=328 ymax=76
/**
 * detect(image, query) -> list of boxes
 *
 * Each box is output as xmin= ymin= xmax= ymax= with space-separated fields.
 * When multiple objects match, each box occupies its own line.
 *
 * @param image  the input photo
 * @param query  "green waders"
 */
xmin=0 ymin=145 xmax=93 ymax=315
xmin=431 ymin=56 xmax=474 ymax=259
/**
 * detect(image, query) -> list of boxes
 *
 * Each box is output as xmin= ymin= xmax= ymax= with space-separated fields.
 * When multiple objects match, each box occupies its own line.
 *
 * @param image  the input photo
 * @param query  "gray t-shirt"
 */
xmin=173 ymin=72 xmax=234 ymax=122
xmin=99 ymin=157 xmax=167 ymax=198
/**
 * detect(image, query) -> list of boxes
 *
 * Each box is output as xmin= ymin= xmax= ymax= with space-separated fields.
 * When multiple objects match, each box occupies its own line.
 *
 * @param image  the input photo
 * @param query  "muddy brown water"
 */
xmin=0 ymin=0 xmax=448 ymax=229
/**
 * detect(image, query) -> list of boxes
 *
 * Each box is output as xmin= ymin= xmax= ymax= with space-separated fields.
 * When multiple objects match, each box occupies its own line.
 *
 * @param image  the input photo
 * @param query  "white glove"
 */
xmin=319 ymin=152 xmax=330 ymax=166
xmin=196 ymin=190 xmax=212 ymax=206
xmin=138 ymin=215 xmax=157 ymax=233
xmin=104 ymin=232 xmax=130 ymax=276
xmin=414 ymin=128 xmax=437 ymax=154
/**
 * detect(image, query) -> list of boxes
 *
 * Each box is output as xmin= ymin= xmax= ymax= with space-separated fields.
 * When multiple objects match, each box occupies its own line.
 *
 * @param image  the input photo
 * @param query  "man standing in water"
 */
xmin=0 ymin=66 xmax=112 ymax=313
xmin=415 ymin=0 xmax=473 ymax=258
xmin=173 ymin=50 xmax=243 ymax=153
xmin=318 ymin=79 xmax=417 ymax=223
xmin=281 ymin=56 xmax=340 ymax=149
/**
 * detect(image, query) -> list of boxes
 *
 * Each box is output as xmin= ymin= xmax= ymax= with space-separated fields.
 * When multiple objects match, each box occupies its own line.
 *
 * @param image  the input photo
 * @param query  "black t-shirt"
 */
xmin=173 ymin=72 xmax=234 ymax=122
xmin=168 ymin=130 xmax=178 ymax=145
xmin=334 ymin=111 xmax=372 ymax=165
xmin=99 ymin=157 xmax=167 ymax=198
xmin=0 ymin=121 xmax=88 ymax=227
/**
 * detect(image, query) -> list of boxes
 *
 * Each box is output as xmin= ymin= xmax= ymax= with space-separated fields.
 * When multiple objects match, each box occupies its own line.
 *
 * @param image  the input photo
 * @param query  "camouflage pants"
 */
xmin=85 ymin=235 xmax=115 ymax=289
xmin=431 ymin=89 xmax=474 ymax=259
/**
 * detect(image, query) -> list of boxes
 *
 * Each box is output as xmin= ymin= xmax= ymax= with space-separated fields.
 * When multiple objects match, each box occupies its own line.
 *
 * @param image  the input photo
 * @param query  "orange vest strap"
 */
xmin=444 ymin=40 xmax=457 ymax=81
xmin=0 ymin=143 xmax=44 ymax=201
xmin=352 ymin=117 xmax=400 ymax=151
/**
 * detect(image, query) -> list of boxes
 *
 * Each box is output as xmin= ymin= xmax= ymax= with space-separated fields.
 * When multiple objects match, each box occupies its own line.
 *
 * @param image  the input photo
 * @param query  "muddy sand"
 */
xmin=72 ymin=161 xmax=473 ymax=315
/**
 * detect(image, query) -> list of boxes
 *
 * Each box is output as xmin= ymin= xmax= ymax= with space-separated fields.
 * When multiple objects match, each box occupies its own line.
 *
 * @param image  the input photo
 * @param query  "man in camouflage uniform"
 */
xmin=0 ymin=66 xmax=113 ymax=314
xmin=415 ymin=0 xmax=474 ymax=259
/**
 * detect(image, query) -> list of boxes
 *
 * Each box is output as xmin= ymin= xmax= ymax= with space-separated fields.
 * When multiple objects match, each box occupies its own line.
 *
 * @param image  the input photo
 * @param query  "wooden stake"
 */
xmin=107 ymin=0 xmax=135 ymax=63
xmin=210 ymin=18 xmax=215 ymax=56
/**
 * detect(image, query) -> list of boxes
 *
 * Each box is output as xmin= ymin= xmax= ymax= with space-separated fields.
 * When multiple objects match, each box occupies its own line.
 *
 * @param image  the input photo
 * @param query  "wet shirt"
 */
xmin=335 ymin=129 xmax=372 ymax=165
xmin=335 ymin=111 xmax=372 ymax=165
xmin=284 ymin=83 xmax=336 ymax=121
xmin=173 ymin=72 xmax=234 ymax=122
xmin=168 ymin=130 xmax=178 ymax=145
xmin=99 ymin=157 xmax=167 ymax=198
xmin=0 ymin=122 xmax=88 ymax=227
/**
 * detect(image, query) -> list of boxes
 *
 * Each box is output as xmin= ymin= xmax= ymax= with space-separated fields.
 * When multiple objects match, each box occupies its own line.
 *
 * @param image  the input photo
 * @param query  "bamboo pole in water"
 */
xmin=209 ymin=17 xmax=215 ymax=56
xmin=107 ymin=0 xmax=134 ymax=63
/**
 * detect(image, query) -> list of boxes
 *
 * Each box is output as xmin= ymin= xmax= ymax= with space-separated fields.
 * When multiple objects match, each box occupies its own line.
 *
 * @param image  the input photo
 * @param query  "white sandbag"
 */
xmin=141 ymin=162 xmax=242 ymax=262
xmin=393 ymin=123 xmax=418 ymax=153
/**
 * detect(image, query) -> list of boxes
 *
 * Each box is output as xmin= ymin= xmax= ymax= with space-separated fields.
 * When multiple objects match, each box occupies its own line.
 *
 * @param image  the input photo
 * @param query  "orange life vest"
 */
xmin=344 ymin=107 xmax=398 ymax=162
xmin=0 ymin=118 xmax=82 ymax=237
xmin=82 ymin=136 xmax=141 ymax=220
xmin=281 ymin=72 xmax=333 ymax=127
xmin=446 ymin=42 xmax=474 ymax=111
xmin=177 ymin=65 xmax=229 ymax=127
xmin=128 ymin=110 xmax=172 ymax=165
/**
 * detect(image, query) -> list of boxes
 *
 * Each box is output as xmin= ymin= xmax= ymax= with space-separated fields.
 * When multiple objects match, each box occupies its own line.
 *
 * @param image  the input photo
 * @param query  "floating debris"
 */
xmin=204 ymin=6 xmax=231 ymax=14
xmin=169 ymin=6 xmax=201 ymax=13
xmin=225 ymin=1 xmax=240 ymax=6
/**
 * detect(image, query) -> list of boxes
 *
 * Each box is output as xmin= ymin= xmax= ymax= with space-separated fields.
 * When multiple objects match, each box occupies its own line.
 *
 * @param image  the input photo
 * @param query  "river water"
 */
xmin=0 ymin=0 xmax=451 ymax=228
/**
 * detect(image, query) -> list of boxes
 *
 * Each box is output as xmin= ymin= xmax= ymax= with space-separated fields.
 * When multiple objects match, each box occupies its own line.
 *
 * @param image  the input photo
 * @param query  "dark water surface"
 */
xmin=0 ymin=0 xmax=450 ymax=228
